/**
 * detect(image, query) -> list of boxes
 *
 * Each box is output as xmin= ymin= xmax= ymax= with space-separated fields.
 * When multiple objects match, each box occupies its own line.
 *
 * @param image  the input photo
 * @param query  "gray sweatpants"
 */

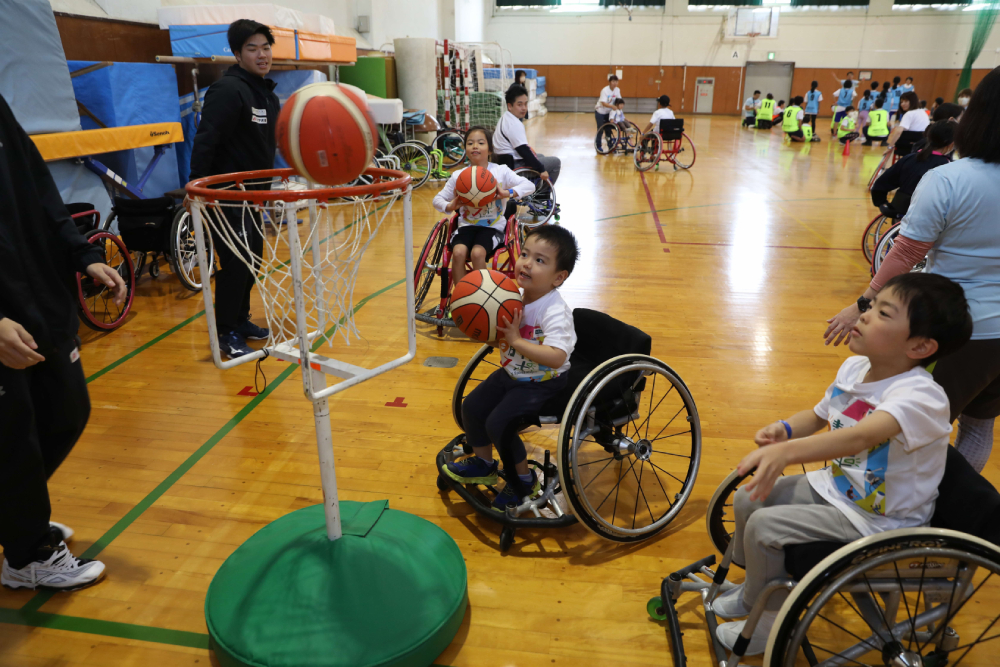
xmin=514 ymin=154 xmax=561 ymax=185
xmin=733 ymin=475 xmax=863 ymax=611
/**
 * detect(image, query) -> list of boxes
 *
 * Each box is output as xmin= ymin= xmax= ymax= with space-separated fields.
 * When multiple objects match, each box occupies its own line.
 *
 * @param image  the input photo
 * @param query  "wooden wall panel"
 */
xmin=527 ymin=62 xmax=993 ymax=116
xmin=55 ymin=13 xmax=170 ymax=64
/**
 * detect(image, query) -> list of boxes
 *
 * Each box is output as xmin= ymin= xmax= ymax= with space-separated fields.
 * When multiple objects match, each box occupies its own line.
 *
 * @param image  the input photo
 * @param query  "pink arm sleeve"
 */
xmin=870 ymin=235 xmax=936 ymax=291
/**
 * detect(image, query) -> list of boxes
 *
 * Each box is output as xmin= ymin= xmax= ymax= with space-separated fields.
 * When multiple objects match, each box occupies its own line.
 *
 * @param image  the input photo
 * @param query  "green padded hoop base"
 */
xmin=206 ymin=501 xmax=467 ymax=667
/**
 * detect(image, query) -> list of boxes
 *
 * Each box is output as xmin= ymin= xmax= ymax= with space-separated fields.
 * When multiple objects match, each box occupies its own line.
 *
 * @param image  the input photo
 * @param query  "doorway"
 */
xmin=743 ymin=62 xmax=794 ymax=108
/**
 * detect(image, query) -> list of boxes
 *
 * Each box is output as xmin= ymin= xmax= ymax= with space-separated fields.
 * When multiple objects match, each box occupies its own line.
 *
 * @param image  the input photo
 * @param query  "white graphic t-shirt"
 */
xmin=807 ymin=356 xmax=952 ymax=536
xmin=500 ymin=289 xmax=575 ymax=382
xmin=432 ymin=163 xmax=535 ymax=231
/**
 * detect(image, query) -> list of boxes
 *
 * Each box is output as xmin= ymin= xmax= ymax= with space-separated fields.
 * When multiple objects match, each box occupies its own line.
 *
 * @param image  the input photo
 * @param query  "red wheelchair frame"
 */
xmin=633 ymin=120 xmax=696 ymax=172
xmin=867 ymin=148 xmax=898 ymax=192
xmin=414 ymin=213 xmax=524 ymax=337
xmin=68 ymin=204 xmax=136 ymax=332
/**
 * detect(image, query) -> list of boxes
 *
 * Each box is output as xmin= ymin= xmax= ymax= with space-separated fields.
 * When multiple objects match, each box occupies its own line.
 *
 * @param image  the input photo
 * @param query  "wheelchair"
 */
xmin=68 ymin=203 xmax=135 ymax=332
xmin=102 ymin=193 xmax=215 ymax=292
xmin=872 ymin=222 xmax=927 ymax=277
xmin=414 ymin=211 xmax=524 ymax=336
xmin=595 ymin=121 xmax=641 ymax=155
xmin=649 ymin=446 xmax=1000 ymax=667
xmin=862 ymin=193 xmax=910 ymax=264
xmin=634 ymin=119 xmax=696 ymax=172
xmin=436 ymin=308 xmax=702 ymax=552
xmin=490 ymin=158 xmax=560 ymax=227
xmin=867 ymin=149 xmax=897 ymax=193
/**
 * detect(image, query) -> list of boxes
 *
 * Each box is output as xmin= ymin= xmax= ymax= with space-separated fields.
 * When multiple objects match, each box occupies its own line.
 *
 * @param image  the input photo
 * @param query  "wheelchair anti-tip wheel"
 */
xmin=557 ymin=354 xmax=701 ymax=542
xmin=595 ymin=122 xmax=621 ymax=155
xmin=764 ymin=528 xmax=1000 ymax=667
xmin=634 ymin=134 xmax=662 ymax=172
xmin=77 ymin=230 xmax=135 ymax=331
xmin=169 ymin=207 xmax=215 ymax=292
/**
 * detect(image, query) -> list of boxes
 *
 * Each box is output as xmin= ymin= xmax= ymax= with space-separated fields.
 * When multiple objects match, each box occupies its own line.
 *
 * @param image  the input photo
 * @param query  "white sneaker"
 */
xmin=50 ymin=521 xmax=74 ymax=542
xmin=716 ymin=611 xmax=777 ymax=657
xmin=712 ymin=583 xmax=752 ymax=619
xmin=1 ymin=542 xmax=105 ymax=591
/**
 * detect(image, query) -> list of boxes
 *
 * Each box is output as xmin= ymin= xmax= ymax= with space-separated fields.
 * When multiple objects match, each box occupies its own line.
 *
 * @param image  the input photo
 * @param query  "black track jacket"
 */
xmin=0 ymin=94 xmax=103 ymax=356
xmin=189 ymin=65 xmax=279 ymax=184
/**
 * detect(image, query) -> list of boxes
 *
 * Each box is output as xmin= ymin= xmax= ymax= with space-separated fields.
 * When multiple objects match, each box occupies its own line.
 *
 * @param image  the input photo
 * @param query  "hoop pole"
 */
xmin=311 ymin=367 xmax=342 ymax=541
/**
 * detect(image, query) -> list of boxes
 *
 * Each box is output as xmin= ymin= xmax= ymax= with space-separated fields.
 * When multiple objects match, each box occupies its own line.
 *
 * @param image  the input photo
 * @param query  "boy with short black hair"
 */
xmin=443 ymin=226 xmax=580 ymax=510
xmin=743 ymin=90 xmax=761 ymax=128
xmin=782 ymin=96 xmax=807 ymax=143
xmin=190 ymin=19 xmax=280 ymax=360
xmin=641 ymin=95 xmax=674 ymax=135
xmin=712 ymin=272 xmax=973 ymax=655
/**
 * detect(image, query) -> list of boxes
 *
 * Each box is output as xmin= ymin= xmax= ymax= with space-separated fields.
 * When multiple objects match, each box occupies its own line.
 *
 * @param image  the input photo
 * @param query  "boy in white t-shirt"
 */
xmin=609 ymin=98 xmax=628 ymax=131
xmin=442 ymin=226 xmax=580 ymax=510
xmin=711 ymin=272 xmax=973 ymax=656
xmin=641 ymin=95 xmax=675 ymax=135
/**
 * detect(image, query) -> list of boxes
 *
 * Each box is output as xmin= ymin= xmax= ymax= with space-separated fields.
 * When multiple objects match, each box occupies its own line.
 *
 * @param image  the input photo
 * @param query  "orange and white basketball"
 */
xmin=454 ymin=166 xmax=499 ymax=208
xmin=450 ymin=270 xmax=523 ymax=342
xmin=276 ymin=82 xmax=377 ymax=186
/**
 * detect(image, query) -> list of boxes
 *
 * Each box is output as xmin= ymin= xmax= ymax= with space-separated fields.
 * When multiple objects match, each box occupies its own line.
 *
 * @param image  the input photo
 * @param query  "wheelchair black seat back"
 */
xmin=441 ymin=308 xmax=702 ymax=550
xmin=659 ymin=118 xmax=685 ymax=141
xmin=655 ymin=445 xmax=1000 ymax=667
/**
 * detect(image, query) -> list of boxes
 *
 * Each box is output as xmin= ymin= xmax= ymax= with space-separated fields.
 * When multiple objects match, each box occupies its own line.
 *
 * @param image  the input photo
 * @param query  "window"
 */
xmin=496 ymin=0 xmax=665 ymax=6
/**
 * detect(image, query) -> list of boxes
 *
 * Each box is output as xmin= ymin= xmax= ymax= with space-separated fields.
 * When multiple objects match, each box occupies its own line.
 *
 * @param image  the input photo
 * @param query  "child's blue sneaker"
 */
xmin=491 ymin=470 xmax=541 ymax=512
xmin=442 ymin=456 xmax=499 ymax=485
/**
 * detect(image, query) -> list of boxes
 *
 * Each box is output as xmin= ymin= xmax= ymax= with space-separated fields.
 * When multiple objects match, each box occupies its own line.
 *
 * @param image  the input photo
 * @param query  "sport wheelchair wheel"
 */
xmin=595 ymin=122 xmax=620 ymax=155
xmin=389 ymin=141 xmax=431 ymax=189
xmin=414 ymin=219 xmax=447 ymax=313
xmin=452 ymin=344 xmax=502 ymax=430
xmin=634 ymin=134 xmax=662 ymax=172
xmin=861 ymin=214 xmax=893 ymax=264
xmin=557 ymin=355 xmax=701 ymax=542
xmin=872 ymin=223 xmax=926 ymax=277
xmin=77 ymin=230 xmax=135 ymax=331
xmin=433 ymin=129 xmax=466 ymax=168
xmin=867 ymin=149 xmax=894 ymax=192
xmin=169 ymin=207 xmax=215 ymax=292
xmin=669 ymin=134 xmax=696 ymax=170
xmin=765 ymin=528 xmax=1000 ymax=667
xmin=512 ymin=168 xmax=557 ymax=228
xmin=706 ymin=468 xmax=751 ymax=565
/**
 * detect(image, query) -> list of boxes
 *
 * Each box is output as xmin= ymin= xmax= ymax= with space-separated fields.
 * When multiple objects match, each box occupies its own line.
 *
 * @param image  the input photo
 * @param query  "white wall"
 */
xmin=455 ymin=0 xmax=486 ymax=42
xmin=485 ymin=0 xmax=1000 ymax=70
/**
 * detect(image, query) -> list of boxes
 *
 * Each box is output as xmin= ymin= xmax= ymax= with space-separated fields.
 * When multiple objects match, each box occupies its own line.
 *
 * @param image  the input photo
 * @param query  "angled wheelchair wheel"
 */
xmin=671 ymin=134 xmax=696 ymax=170
xmin=557 ymin=354 xmax=701 ymax=542
xmin=765 ymin=528 xmax=1000 ymax=667
xmin=491 ymin=217 xmax=522 ymax=279
xmin=872 ymin=223 xmax=926 ymax=277
xmin=434 ymin=130 xmax=466 ymax=168
xmin=634 ymin=134 xmax=662 ymax=172
xmin=595 ymin=123 xmax=620 ymax=155
xmin=512 ymin=168 xmax=557 ymax=228
xmin=452 ymin=344 xmax=503 ymax=430
xmin=861 ymin=213 xmax=890 ymax=264
xmin=706 ymin=468 xmax=751 ymax=565
xmin=867 ymin=149 xmax=893 ymax=192
xmin=414 ymin=220 xmax=447 ymax=313
xmin=622 ymin=122 xmax=641 ymax=150
xmin=77 ymin=231 xmax=135 ymax=331
xmin=389 ymin=142 xmax=431 ymax=189
xmin=169 ymin=207 xmax=215 ymax=292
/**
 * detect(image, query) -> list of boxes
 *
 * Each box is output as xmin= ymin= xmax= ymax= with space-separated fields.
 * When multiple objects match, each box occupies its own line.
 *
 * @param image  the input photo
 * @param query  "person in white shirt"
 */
xmin=433 ymin=126 xmax=535 ymax=285
xmin=609 ymin=98 xmax=630 ymax=132
xmin=710 ymin=272 xmax=973 ymax=656
xmin=888 ymin=91 xmax=930 ymax=155
xmin=594 ymin=74 xmax=620 ymax=131
xmin=641 ymin=95 xmax=675 ymax=135
xmin=743 ymin=90 xmax=761 ymax=128
xmin=441 ymin=226 xmax=580 ymax=510
xmin=493 ymin=84 xmax=560 ymax=184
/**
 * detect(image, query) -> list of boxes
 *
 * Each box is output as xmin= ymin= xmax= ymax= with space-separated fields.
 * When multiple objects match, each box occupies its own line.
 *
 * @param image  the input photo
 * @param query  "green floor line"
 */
xmin=0 ymin=608 xmax=208 ymax=649
xmin=19 ymin=277 xmax=405 ymax=619
xmin=86 ymin=310 xmax=205 ymax=384
xmin=593 ymin=196 xmax=866 ymax=222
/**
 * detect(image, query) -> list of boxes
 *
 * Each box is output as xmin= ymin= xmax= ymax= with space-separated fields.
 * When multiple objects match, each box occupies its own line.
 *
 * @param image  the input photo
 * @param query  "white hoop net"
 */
xmin=187 ymin=168 xmax=416 ymax=400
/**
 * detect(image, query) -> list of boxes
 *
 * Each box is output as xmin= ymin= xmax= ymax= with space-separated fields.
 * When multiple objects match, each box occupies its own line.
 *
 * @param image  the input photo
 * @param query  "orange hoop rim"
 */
xmin=185 ymin=168 xmax=412 ymax=203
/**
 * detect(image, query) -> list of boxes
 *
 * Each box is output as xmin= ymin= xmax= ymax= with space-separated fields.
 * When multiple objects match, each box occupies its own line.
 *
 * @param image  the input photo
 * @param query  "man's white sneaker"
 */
xmin=1 ymin=542 xmax=105 ymax=591
xmin=716 ymin=611 xmax=778 ymax=657
xmin=50 ymin=521 xmax=74 ymax=542
xmin=712 ymin=583 xmax=752 ymax=619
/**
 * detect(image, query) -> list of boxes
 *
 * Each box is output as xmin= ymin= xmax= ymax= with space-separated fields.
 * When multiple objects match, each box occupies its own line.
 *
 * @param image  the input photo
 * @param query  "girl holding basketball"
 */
xmin=433 ymin=126 xmax=535 ymax=285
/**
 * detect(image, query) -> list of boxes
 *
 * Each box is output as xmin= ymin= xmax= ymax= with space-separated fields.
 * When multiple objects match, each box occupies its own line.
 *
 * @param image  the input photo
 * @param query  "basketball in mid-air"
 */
xmin=454 ymin=166 xmax=499 ymax=208
xmin=276 ymin=82 xmax=377 ymax=186
xmin=450 ymin=270 xmax=523 ymax=342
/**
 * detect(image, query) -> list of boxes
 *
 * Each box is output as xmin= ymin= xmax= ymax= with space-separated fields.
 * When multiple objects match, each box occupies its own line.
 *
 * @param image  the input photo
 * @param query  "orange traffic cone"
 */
xmin=842 ymin=137 xmax=851 ymax=157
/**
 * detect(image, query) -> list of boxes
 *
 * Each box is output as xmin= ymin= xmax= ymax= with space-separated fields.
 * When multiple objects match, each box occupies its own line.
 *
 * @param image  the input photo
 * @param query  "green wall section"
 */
xmin=339 ymin=56 xmax=391 ymax=98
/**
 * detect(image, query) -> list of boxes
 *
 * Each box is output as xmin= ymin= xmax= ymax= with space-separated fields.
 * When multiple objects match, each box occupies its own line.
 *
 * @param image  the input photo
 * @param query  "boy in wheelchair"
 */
xmin=441 ymin=226 xmax=580 ymax=509
xmin=715 ymin=273 xmax=972 ymax=655
xmin=641 ymin=95 xmax=675 ymax=136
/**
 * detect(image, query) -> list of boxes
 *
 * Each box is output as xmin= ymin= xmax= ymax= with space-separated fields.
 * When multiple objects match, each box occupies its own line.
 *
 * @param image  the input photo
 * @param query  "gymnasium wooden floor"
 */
xmin=2 ymin=114 xmax=997 ymax=666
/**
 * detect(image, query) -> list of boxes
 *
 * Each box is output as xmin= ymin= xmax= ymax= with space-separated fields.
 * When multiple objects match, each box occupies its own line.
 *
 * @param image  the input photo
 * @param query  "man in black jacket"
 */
xmin=0 ymin=93 xmax=126 ymax=590
xmin=189 ymin=19 xmax=280 ymax=359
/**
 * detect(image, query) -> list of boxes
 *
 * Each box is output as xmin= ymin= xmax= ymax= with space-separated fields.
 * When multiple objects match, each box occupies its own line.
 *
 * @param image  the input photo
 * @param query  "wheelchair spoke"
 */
xmin=952 ymin=613 xmax=1000 ymax=667
xmin=611 ymin=459 xmax=623 ymax=526
xmin=628 ymin=460 xmax=656 ymax=528
xmin=918 ymin=567 xmax=990 ymax=655
xmin=818 ymin=607 xmax=883 ymax=653
xmin=648 ymin=460 xmax=685 ymax=487
xmin=893 ymin=562 xmax=918 ymax=654
xmin=836 ymin=589 xmax=892 ymax=647
xmin=646 ymin=373 xmax=656 ymax=440
xmin=582 ymin=456 xmax=617 ymax=490
xmin=646 ymin=462 xmax=673 ymax=509
xmin=808 ymin=640 xmax=877 ymax=667
xmin=579 ymin=456 xmax=614 ymax=467
xmin=650 ymin=430 xmax=692 ymax=443
xmin=648 ymin=404 xmax=687 ymax=443
xmin=595 ymin=457 xmax=636 ymax=515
